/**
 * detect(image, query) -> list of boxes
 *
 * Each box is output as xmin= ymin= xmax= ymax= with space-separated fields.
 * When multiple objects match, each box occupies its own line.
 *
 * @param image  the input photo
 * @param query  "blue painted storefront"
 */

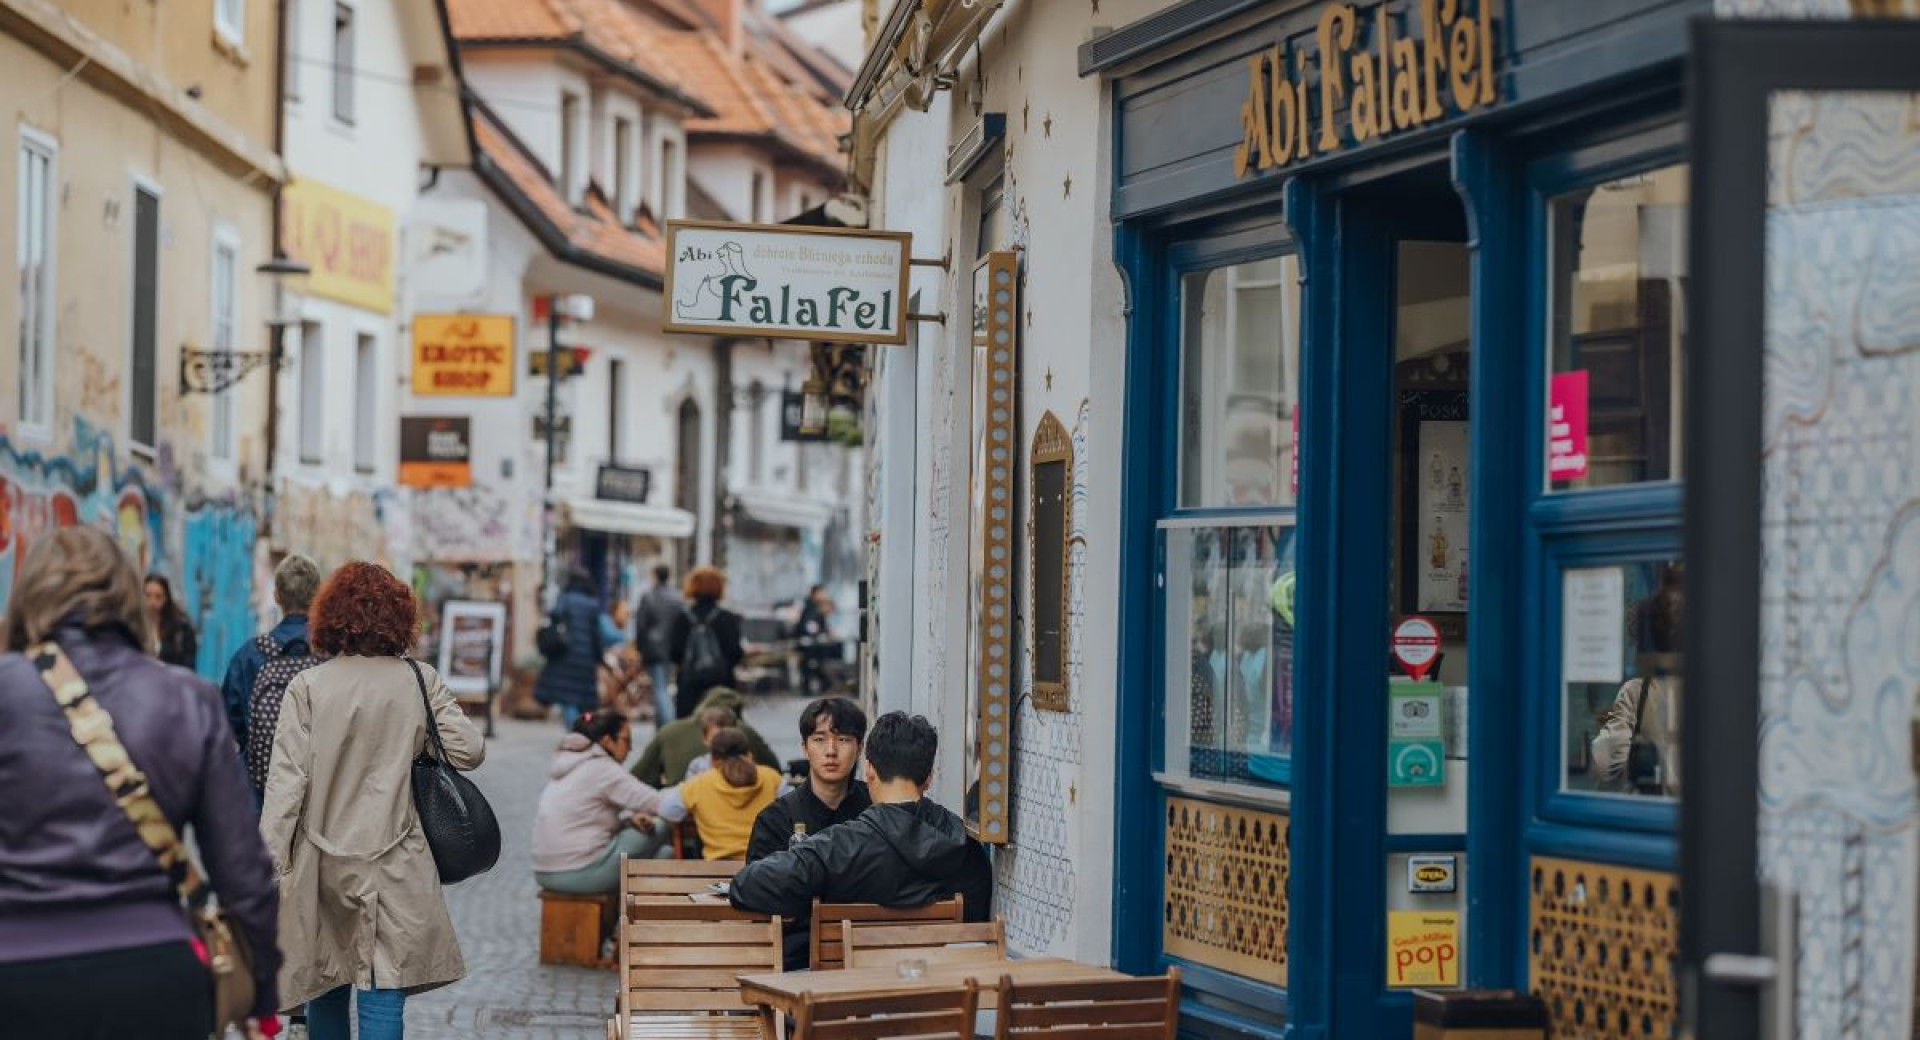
xmin=1088 ymin=1 xmax=1704 ymax=1036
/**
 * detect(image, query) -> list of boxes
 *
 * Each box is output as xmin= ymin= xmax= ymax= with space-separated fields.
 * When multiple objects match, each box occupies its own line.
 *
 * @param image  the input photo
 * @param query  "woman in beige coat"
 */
xmin=261 ymin=562 xmax=485 ymax=1040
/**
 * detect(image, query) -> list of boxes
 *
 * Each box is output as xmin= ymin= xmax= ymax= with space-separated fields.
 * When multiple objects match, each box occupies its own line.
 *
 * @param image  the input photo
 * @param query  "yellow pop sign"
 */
xmin=280 ymin=179 xmax=395 ymax=313
xmin=412 ymin=315 xmax=516 ymax=396
xmin=1386 ymin=911 xmax=1459 ymax=988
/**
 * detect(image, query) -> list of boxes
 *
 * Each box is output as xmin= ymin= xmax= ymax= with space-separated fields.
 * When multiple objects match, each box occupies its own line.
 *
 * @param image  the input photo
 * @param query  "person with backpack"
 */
xmin=221 ymin=556 xmax=324 ymax=782
xmin=668 ymin=566 xmax=743 ymax=720
xmin=633 ymin=565 xmax=684 ymax=725
xmin=535 ymin=568 xmax=605 ymax=729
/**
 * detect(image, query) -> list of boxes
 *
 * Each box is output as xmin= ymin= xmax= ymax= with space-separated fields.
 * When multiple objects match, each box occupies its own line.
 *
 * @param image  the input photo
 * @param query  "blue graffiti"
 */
xmin=182 ymin=506 xmax=257 ymax=681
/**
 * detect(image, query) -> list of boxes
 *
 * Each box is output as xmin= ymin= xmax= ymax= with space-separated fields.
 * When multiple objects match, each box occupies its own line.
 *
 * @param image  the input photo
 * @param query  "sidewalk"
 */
xmin=404 ymin=693 xmax=808 ymax=1039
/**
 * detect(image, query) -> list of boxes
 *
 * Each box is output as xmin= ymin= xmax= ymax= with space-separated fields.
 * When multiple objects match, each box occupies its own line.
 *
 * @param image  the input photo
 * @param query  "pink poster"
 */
xmin=1548 ymin=371 xmax=1590 ymax=482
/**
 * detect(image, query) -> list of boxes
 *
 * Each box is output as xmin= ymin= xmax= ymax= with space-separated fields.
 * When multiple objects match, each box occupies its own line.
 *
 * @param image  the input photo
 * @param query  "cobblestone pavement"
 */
xmin=403 ymin=692 xmax=809 ymax=1040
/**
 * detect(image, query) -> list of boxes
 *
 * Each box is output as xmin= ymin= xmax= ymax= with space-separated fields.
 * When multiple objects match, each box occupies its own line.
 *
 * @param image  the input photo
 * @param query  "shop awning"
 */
xmin=562 ymin=498 xmax=697 ymax=539
xmin=735 ymin=489 xmax=834 ymax=531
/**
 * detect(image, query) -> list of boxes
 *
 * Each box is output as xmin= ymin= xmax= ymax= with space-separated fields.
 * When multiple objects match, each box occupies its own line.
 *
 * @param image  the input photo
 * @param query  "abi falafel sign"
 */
xmin=663 ymin=220 xmax=911 ymax=346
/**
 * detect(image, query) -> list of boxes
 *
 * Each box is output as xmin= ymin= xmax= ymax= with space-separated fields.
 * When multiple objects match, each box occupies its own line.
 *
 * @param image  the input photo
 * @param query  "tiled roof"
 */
xmin=447 ymin=0 xmax=704 ymax=111
xmin=472 ymin=104 xmax=666 ymax=283
xmin=659 ymin=29 xmax=848 ymax=172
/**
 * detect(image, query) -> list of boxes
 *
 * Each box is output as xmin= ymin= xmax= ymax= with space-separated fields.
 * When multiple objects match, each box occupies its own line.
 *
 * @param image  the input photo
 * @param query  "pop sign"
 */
xmin=1387 ymin=911 xmax=1460 ymax=988
xmin=1392 ymin=615 xmax=1441 ymax=680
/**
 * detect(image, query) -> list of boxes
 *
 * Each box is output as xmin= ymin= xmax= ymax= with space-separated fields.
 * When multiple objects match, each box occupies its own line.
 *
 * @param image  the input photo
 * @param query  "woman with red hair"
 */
xmin=668 ymin=566 xmax=744 ymax=719
xmin=260 ymin=561 xmax=485 ymax=1040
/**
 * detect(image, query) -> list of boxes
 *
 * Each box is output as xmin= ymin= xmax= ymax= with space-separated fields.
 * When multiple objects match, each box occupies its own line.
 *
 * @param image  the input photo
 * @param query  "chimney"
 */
xmin=693 ymin=0 xmax=748 ymax=57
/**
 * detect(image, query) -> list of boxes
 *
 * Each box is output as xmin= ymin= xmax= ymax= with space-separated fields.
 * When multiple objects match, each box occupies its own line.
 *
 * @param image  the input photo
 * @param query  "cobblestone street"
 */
xmin=403 ymin=693 xmax=809 ymax=1040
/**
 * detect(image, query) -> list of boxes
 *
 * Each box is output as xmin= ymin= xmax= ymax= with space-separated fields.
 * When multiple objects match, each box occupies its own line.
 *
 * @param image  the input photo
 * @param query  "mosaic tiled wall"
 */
xmin=1162 ymin=796 xmax=1289 ymax=983
xmin=1529 ymin=856 xmax=1679 ymax=1040
xmin=1752 ymin=89 xmax=1920 ymax=1039
xmin=993 ymin=400 xmax=1091 ymax=953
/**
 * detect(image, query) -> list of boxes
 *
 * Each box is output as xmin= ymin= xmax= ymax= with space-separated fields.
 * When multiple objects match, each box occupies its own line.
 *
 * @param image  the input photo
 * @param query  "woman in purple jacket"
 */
xmin=0 ymin=527 xmax=282 ymax=1039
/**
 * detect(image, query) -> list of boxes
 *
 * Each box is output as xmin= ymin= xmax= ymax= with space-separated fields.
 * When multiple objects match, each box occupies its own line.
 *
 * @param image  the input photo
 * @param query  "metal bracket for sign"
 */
xmin=908 ymin=247 xmax=952 ymax=271
xmin=908 ymin=311 xmax=948 ymax=324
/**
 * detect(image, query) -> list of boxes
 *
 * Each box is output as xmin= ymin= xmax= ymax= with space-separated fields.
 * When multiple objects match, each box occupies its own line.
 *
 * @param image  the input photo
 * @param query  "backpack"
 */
xmin=679 ymin=607 xmax=730 ymax=688
xmin=536 ymin=614 xmax=570 ymax=660
xmin=246 ymin=633 xmax=323 ymax=795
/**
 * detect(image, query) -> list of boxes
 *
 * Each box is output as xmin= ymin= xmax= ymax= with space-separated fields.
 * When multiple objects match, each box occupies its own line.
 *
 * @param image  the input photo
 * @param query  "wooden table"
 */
xmin=737 ymin=956 xmax=1125 ymax=1029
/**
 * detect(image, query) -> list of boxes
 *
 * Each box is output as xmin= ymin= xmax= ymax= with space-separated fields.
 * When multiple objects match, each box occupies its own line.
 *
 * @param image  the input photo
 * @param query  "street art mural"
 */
xmin=0 ymin=421 xmax=256 ymax=681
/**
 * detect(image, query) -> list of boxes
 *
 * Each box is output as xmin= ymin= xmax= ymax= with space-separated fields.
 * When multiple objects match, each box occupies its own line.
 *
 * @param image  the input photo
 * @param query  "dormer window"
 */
xmin=613 ymin=116 xmax=633 ymax=220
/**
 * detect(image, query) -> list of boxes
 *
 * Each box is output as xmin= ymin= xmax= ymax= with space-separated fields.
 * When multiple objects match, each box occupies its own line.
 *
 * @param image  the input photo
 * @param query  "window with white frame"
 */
xmin=661 ymin=137 xmax=681 ymax=219
xmin=284 ymin=0 xmax=301 ymax=100
xmin=613 ymin=116 xmax=632 ymax=220
xmin=750 ymin=172 xmax=766 ymax=223
xmin=748 ymin=380 xmax=766 ymax=483
xmin=299 ymin=320 xmax=324 ymax=463
xmin=216 ymin=0 xmax=245 ymax=47
xmin=331 ymin=3 xmax=355 ymax=124
xmin=210 ymin=230 xmax=240 ymax=461
xmin=561 ymin=92 xmax=580 ymax=204
xmin=353 ymin=332 xmax=376 ymax=472
xmin=16 ymin=130 xmax=55 ymax=435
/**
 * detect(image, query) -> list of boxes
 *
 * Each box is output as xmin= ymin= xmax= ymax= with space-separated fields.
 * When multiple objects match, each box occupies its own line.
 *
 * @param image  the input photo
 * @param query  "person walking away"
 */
xmin=793 ymin=586 xmax=837 ymax=696
xmin=0 ymin=527 xmax=282 ymax=1040
xmin=669 ymin=567 xmax=743 ymax=719
xmin=634 ymin=565 xmax=683 ymax=724
xmin=746 ymin=697 xmax=874 ymax=967
xmin=730 ymin=712 xmax=992 ymax=928
xmin=144 ymin=572 xmax=198 ymax=670
xmin=532 ymin=711 xmax=670 ymax=893
xmin=261 ymin=561 xmax=485 ymax=1040
xmin=631 ymin=686 xmax=780 ymax=789
xmin=536 ymin=567 xmax=605 ymax=729
xmin=657 ymin=728 xmax=783 ymax=860
xmin=221 ymin=554 xmax=325 ymax=796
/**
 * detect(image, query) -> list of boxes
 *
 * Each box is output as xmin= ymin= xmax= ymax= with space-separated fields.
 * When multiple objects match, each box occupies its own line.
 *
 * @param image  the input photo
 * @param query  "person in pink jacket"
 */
xmin=531 ymin=712 xmax=670 ymax=893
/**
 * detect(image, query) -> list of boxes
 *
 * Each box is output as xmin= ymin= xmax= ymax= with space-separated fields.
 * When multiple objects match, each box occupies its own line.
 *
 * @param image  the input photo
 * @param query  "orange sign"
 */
xmin=280 ymin=179 xmax=395 ymax=313
xmin=398 ymin=416 xmax=472 ymax=488
xmin=412 ymin=315 xmax=515 ymax=396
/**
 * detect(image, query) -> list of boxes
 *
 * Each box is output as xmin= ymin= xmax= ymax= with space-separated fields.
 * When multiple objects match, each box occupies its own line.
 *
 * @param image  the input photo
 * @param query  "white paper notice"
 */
xmin=1562 ymin=567 xmax=1625 ymax=684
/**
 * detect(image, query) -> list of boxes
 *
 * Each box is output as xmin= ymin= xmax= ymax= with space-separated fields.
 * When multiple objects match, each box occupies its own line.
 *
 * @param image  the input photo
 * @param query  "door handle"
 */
xmin=1701 ymin=953 xmax=1776 ymax=988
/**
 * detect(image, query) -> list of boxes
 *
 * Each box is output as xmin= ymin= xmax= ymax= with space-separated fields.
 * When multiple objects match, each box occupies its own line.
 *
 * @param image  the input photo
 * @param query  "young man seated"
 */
xmin=729 ymin=712 xmax=992 ymax=967
xmin=746 ymin=697 xmax=872 ymax=862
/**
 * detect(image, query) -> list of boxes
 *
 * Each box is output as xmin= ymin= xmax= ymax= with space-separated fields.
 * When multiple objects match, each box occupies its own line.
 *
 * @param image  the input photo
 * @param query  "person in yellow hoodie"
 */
xmin=657 ymin=728 xmax=784 ymax=860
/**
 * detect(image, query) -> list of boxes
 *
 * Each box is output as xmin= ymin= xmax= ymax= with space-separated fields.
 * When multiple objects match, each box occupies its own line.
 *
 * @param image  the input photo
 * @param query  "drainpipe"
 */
xmin=262 ymin=0 xmax=291 ymax=543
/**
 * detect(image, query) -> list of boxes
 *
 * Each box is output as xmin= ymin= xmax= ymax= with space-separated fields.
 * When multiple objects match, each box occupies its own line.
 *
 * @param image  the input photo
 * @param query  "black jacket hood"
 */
xmin=864 ymin=799 xmax=974 ymax=884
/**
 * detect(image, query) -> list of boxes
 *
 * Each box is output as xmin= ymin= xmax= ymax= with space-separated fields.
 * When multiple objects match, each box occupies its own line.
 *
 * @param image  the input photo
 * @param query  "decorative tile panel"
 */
xmin=1162 ymin=796 xmax=1288 ymax=984
xmin=1529 ymin=856 xmax=1678 ymax=1040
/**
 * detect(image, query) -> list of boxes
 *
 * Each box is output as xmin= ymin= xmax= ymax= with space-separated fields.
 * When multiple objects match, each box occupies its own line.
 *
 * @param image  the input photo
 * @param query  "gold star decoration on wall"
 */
xmin=1023 ymin=100 xmax=1030 ymax=132
xmin=1045 ymin=367 xmax=1054 ymax=390
xmin=1063 ymin=173 xmax=1072 ymax=197
xmin=1043 ymin=113 xmax=1053 ymax=138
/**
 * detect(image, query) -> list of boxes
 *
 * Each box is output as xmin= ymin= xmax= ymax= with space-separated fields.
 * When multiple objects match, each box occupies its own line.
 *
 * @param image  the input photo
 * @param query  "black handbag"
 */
xmin=406 ymin=659 xmax=501 ymax=884
xmin=1626 ymin=677 xmax=1664 ymax=793
xmin=536 ymin=611 xmax=569 ymax=660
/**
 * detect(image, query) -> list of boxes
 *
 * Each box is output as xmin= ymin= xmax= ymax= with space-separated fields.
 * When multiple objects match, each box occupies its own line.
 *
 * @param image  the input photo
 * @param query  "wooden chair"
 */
xmin=620 ymin=854 xmax=742 ymax=919
xmin=807 ymin=895 xmax=965 ymax=971
xmin=612 ymin=901 xmax=782 ymax=1040
xmin=991 ymin=968 xmax=1181 ymax=1040
xmin=792 ymin=980 xmax=980 ymax=1040
xmin=841 ymin=918 xmax=1007 ymax=971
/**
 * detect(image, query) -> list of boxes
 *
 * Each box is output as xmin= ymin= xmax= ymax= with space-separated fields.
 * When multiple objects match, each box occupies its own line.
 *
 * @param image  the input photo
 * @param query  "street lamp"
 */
xmin=256 ymin=254 xmax=311 ymax=537
xmin=539 ymin=292 xmax=595 ymax=606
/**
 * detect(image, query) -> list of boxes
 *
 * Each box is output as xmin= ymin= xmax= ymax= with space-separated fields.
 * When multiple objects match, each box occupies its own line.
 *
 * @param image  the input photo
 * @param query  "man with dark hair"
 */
xmin=730 ymin=712 xmax=991 ymax=967
xmin=634 ymin=564 xmax=683 ymax=724
xmin=747 ymin=697 xmax=871 ymax=862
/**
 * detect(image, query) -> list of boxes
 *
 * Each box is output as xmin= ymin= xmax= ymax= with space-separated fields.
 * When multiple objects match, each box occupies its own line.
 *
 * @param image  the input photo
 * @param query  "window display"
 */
xmin=1560 ymin=558 xmax=1683 ymax=798
xmin=1180 ymin=257 xmax=1302 ymax=509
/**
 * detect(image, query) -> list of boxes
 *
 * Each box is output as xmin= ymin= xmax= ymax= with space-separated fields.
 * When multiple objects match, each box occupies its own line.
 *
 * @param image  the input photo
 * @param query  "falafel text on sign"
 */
xmin=662 ymin=221 xmax=911 ymax=346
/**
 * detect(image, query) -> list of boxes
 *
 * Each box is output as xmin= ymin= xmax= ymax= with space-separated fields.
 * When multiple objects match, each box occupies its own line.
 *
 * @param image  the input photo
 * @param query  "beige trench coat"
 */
xmin=260 ymin=656 xmax=485 ymax=1009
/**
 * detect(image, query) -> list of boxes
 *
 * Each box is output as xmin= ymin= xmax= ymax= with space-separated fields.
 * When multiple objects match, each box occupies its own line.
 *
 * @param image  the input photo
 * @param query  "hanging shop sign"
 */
xmin=411 ymin=315 xmax=514 ymax=396
xmin=281 ymin=178 xmax=395 ymax=313
xmin=594 ymin=464 xmax=652 ymax=505
xmin=529 ymin=347 xmax=591 ymax=379
xmin=398 ymin=416 xmax=472 ymax=488
xmin=1234 ymin=0 xmax=1499 ymax=178
xmin=662 ymin=221 xmax=911 ymax=345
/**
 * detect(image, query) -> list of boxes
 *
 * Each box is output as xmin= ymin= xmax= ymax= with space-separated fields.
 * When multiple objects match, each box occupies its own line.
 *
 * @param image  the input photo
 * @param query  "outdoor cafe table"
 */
xmin=736 ymin=955 xmax=1126 ymax=1028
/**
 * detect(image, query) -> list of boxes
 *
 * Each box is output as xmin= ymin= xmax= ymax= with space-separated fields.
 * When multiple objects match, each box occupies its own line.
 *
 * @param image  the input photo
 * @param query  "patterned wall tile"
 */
xmin=1162 ymin=797 xmax=1288 ymax=984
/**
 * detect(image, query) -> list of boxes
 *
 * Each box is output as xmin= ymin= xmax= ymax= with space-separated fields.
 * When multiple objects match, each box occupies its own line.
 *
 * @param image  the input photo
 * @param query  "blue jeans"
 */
xmin=648 ymin=663 xmax=675 ymax=725
xmin=307 ymin=986 xmax=404 ymax=1040
xmin=560 ymin=703 xmax=584 ymax=729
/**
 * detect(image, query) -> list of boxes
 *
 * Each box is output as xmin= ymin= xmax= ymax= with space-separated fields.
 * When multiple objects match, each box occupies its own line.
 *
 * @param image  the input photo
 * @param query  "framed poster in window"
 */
xmin=1398 ymin=389 xmax=1470 ymax=630
xmin=437 ymin=600 xmax=507 ymax=699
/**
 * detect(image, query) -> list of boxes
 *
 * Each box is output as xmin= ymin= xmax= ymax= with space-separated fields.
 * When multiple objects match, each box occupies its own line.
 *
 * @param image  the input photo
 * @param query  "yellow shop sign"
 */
xmin=281 ymin=179 xmax=395 ymax=313
xmin=1235 ymin=0 xmax=1498 ymax=178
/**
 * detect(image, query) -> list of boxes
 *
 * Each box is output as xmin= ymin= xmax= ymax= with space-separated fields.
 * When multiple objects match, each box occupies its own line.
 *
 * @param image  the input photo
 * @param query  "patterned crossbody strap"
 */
xmin=29 ymin=641 xmax=210 ymax=911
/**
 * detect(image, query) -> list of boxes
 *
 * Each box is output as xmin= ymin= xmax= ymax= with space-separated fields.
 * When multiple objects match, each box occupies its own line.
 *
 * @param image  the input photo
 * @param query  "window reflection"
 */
xmin=1180 ymin=257 xmax=1302 ymax=509
xmin=1170 ymin=524 xmax=1296 ymax=787
xmin=1562 ymin=559 xmax=1684 ymax=798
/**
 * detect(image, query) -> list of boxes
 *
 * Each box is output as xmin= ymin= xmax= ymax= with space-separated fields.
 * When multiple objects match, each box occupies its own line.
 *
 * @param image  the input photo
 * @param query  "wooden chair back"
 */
xmin=619 ymin=854 xmax=741 ymax=918
xmin=808 ymin=895 xmax=965 ymax=970
xmin=618 ymin=902 xmax=782 ymax=1020
xmin=991 ymin=967 xmax=1181 ymax=1040
xmin=841 ymin=918 xmax=1006 ymax=970
xmin=793 ymin=979 xmax=980 ymax=1040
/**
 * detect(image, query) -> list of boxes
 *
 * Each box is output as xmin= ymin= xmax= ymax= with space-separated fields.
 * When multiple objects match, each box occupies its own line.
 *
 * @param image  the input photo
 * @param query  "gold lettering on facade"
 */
xmin=1237 ymin=0 xmax=1500 ymax=178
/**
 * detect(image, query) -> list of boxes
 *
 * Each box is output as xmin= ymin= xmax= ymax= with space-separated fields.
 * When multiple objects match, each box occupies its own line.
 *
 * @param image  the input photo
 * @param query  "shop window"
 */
xmin=1545 ymin=164 xmax=1688 ymax=491
xmin=1030 ymin=411 xmax=1071 ymax=712
xmin=331 ymin=3 xmax=354 ymax=125
xmin=1179 ymin=257 xmax=1301 ymax=509
xmin=1165 ymin=522 xmax=1297 ymax=785
xmin=1559 ymin=558 xmax=1683 ymax=800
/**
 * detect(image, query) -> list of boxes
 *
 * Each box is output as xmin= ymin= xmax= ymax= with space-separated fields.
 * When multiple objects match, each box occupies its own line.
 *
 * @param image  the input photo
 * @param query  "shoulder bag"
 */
xmin=405 ymin=659 xmax=501 ymax=883
xmin=29 ymin=642 xmax=256 ymax=1031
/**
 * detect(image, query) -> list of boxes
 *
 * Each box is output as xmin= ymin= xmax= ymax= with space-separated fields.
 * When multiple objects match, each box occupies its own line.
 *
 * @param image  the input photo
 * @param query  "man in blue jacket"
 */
xmin=219 ymin=553 xmax=321 ymax=748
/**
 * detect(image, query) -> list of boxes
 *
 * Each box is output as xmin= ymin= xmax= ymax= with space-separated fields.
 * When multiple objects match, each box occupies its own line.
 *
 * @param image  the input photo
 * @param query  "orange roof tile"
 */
xmin=473 ymin=106 xmax=665 ymax=282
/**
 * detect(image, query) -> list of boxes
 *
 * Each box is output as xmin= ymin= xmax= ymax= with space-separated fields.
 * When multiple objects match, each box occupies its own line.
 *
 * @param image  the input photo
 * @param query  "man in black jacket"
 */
xmin=730 ymin=712 xmax=992 ymax=967
xmin=747 ymin=697 xmax=873 ymax=863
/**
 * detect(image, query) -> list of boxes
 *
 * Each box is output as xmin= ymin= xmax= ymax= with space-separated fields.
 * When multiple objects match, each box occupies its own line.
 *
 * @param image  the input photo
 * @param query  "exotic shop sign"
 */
xmin=663 ymin=221 xmax=911 ymax=346
xmin=412 ymin=315 xmax=515 ymax=396
xmin=1234 ymin=0 xmax=1499 ymax=178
